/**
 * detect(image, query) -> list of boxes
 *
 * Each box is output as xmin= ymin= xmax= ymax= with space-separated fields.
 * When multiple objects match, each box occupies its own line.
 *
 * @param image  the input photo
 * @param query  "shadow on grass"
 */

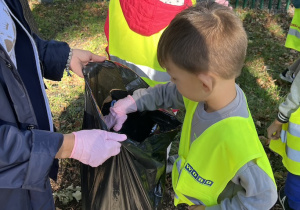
xmin=238 ymin=11 xmax=294 ymax=134
xmin=236 ymin=11 xmax=296 ymax=198
xmin=56 ymin=92 xmax=85 ymax=133
xmin=53 ymin=93 xmax=85 ymax=209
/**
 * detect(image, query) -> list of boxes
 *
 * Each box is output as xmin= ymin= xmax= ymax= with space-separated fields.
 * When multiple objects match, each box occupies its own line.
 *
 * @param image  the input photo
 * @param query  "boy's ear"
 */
xmin=197 ymin=73 xmax=214 ymax=93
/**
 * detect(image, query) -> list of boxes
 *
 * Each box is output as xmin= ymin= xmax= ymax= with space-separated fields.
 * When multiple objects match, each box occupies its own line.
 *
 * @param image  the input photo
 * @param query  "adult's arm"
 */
xmin=32 ymin=33 xmax=70 ymax=81
xmin=0 ymin=124 xmax=63 ymax=192
xmin=132 ymin=82 xmax=185 ymax=111
xmin=32 ymin=34 xmax=107 ymax=80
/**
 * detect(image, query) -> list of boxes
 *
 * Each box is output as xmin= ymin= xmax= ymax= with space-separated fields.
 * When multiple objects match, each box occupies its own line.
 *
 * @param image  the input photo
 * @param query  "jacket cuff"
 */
xmin=22 ymin=130 xmax=63 ymax=192
xmin=33 ymin=34 xmax=70 ymax=81
xmin=43 ymin=40 xmax=70 ymax=81
xmin=277 ymin=112 xmax=289 ymax=123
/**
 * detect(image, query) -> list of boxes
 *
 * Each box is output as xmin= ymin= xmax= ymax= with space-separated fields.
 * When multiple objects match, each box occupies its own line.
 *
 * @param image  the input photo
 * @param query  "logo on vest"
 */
xmin=185 ymin=163 xmax=214 ymax=186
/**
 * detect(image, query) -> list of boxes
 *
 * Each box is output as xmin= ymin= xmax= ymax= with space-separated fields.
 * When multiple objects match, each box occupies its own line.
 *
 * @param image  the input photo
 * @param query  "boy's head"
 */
xmin=157 ymin=1 xmax=247 ymax=80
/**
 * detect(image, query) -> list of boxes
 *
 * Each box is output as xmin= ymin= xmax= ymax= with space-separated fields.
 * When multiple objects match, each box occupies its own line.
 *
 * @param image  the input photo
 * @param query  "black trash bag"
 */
xmin=81 ymin=61 xmax=182 ymax=210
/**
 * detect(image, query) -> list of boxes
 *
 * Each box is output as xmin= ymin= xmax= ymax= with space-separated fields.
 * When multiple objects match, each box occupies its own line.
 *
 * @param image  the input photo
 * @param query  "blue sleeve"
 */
xmin=32 ymin=34 xmax=70 ymax=81
xmin=0 ymin=125 xmax=63 ymax=192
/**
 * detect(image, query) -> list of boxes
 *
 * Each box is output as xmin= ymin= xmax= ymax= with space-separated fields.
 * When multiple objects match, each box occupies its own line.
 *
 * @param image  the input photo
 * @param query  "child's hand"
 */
xmin=188 ymin=205 xmax=205 ymax=210
xmin=267 ymin=119 xmax=283 ymax=142
xmin=104 ymin=95 xmax=137 ymax=131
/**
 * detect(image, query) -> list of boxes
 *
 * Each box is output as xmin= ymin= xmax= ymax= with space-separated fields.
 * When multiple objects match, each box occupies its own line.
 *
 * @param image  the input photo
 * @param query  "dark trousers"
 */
xmin=286 ymin=172 xmax=300 ymax=210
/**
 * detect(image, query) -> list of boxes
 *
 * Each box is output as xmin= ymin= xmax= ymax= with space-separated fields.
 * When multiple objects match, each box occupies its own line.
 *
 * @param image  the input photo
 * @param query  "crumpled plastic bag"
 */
xmin=81 ymin=61 xmax=181 ymax=210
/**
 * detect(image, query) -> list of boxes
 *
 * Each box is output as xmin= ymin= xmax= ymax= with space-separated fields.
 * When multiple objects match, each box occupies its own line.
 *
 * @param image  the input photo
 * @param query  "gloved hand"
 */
xmin=104 ymin=95 xmax=137 ymax=131
xmin=70 ymin=129 xmax=127 ymax=167
xmin=215 ymin=0 xmax=232 ymax=9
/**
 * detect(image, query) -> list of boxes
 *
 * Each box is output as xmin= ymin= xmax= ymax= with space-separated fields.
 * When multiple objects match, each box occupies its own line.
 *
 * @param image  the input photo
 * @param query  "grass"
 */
xmin=30 ymin=0 xmax=108 ymax=53
xmin=236 ymin=9 xmax=295 ymax=135
xmin=29 ymin=0 xmax=108 ymax=135
xmin=28 ymin=1 xmax=298 ymax=209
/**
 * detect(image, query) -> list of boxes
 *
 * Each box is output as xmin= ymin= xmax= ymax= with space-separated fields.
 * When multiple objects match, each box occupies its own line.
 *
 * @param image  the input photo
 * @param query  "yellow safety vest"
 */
xmin=270 ymin=107 xmax=300 ymax=175
xmin=172 ymin=98 xmax=276 ymax=206
xmin=285 ymin=9 xmax=300 ymax=52
xmin=108 ymin=0 xmax=195 ymax=87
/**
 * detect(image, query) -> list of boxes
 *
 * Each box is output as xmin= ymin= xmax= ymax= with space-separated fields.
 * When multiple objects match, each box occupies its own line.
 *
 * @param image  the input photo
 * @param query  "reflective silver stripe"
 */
xmin=288 ymin=28 xmax=300 ymax=39
xmin=184 ymin=194 xmax=205 ymax=206
xmin=280 ymin=122 xmax=300 ymax=162
xmin=286 ymin=145 xmax=300 ymax=162
xmin=174 ymin=159 xmax=181 ymax=202
xmin=176 ymin=158 xmax=182 ymax=173
xmin=110 ymin=55 xmax=170 ymax=82
xmin=288 ymin=122 xmax=300 ymax=138
xmin=281 ymin=130 xmax=287 ymax=143
xmin=175 ymin=192 xmax=204 ymax=205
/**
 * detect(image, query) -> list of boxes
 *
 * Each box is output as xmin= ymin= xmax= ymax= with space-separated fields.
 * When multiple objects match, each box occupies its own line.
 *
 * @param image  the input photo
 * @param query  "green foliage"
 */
xmin=53 ymin=185 xmax=81 ymax=205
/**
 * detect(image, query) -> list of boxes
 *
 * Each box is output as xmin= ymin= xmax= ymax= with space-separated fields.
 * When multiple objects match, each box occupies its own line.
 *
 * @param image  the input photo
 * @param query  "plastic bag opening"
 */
xmin=81 ymin=61 xmax=182 ymax=210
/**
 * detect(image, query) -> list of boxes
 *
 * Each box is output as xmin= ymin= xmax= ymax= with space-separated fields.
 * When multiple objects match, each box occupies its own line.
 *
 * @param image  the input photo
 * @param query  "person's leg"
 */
xmin=288 ymin=57 xmax=300 ymax=77
xmin=280 ymin=57 xmax=300 ymax=83
xmin=285 ymin=172 xmax=300 ymax=210
xmin=280 ymin=69 xmax=295 ymax=83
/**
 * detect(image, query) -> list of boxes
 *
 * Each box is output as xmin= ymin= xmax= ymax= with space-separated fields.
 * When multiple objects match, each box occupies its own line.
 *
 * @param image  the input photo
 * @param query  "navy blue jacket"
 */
xmin=0 ymin=1 xmax=69 ymax=209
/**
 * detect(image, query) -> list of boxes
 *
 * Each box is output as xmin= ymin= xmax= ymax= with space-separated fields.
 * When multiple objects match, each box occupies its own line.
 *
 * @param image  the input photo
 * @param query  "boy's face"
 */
xmin=164 ymin=60 xmax=211 ymax=102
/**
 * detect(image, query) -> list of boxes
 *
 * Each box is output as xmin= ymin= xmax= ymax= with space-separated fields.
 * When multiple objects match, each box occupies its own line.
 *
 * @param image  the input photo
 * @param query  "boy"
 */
xmin=105 ymin=1 xmax=277 ymax=209
xmin=267 ymin=71 xmax=300 ymax=209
